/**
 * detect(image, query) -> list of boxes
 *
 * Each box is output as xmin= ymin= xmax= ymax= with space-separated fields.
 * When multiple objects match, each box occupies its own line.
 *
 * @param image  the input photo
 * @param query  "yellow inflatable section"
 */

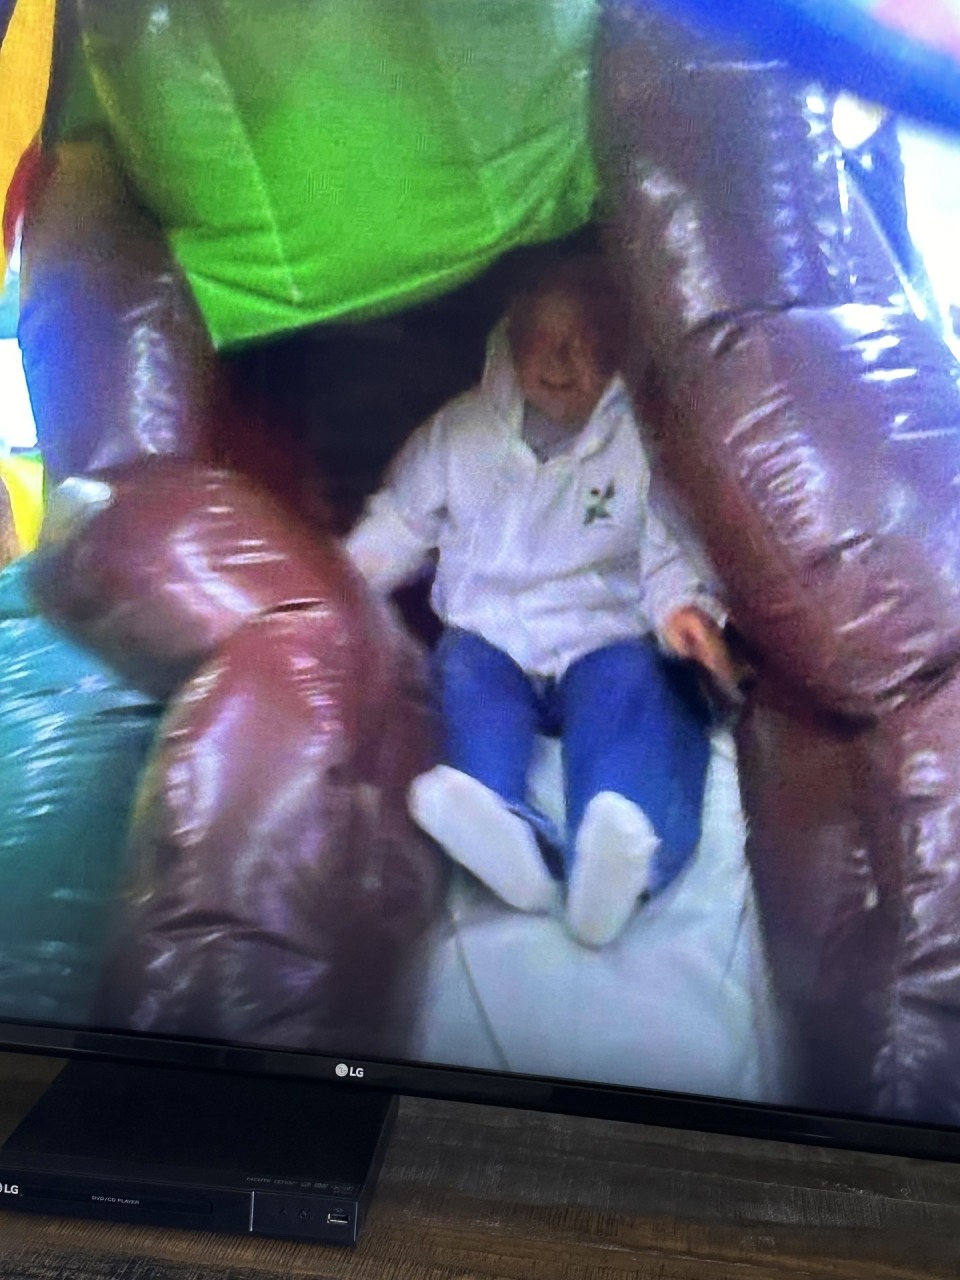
xmin=0 ymin=453 xmax=43 ymax=553
xmin=0 ymin=0 xmax=55 ymax=240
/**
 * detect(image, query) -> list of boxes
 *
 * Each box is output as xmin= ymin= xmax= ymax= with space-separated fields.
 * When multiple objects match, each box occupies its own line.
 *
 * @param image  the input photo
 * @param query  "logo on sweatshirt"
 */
xmin=585 ymin=480 xmax=616 ymax=525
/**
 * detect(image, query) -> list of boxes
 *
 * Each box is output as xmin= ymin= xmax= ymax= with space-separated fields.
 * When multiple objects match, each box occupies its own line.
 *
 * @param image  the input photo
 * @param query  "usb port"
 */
xmin=326 ymin=1210 xmax=350 ymax=1226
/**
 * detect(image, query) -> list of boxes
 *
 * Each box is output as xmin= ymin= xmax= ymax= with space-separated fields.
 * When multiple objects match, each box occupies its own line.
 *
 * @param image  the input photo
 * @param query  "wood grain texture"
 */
xmin=0 ymin=1054 xmax=957 ymax=1278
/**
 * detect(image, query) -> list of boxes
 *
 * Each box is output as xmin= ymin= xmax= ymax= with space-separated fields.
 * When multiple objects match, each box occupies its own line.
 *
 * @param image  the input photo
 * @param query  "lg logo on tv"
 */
xmin=0 ymin=1186 xmax=19 ymax=1196
xmin=335 ymin=1063 xmax=364 ymax=1079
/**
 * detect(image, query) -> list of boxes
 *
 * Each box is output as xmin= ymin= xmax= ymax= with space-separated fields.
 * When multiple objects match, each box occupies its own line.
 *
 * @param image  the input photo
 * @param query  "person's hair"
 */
xmin=506 ymin=253 xmax=629 ymax=377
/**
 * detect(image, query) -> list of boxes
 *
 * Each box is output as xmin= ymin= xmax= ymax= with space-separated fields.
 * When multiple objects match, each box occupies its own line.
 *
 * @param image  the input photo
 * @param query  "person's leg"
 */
xmin=560 ymin=638 xmax=712 ymax=945
xmin=434 ymin=630 xmax=537 ymax=811
xmin=408 ymin=630 xmax=558 ymax=912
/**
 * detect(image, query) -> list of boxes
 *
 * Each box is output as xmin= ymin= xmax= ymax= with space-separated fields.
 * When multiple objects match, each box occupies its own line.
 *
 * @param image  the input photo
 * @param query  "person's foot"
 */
xmin=408 ymin=766 xmax=556 ymax=913
xmin=566 ymin=792 xmax=659 ymax=948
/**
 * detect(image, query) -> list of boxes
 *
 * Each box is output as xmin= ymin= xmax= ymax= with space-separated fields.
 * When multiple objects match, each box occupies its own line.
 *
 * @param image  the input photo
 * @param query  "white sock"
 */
xmin=408 ymin=765 xmax=556 ymax=914
xmin=566 ymin=792 xmax=659 ymax=948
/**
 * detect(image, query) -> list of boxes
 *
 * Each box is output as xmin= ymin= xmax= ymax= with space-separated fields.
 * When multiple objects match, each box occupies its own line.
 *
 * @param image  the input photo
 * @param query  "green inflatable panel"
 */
xmin=75 ymin=0 xmax=599 ymax=348
xmin=0 ymin=558 xmax=161 ymax=1026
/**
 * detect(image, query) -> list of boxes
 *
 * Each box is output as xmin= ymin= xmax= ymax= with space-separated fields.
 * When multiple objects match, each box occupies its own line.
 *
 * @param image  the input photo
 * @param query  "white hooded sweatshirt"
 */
xmin=346 ymin=328 xmax=721 ymax=680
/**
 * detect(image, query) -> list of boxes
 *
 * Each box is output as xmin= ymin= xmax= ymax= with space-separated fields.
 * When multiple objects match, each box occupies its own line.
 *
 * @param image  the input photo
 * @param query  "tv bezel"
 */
xmin=1 ymin=1015 xmax=959 ymax=1168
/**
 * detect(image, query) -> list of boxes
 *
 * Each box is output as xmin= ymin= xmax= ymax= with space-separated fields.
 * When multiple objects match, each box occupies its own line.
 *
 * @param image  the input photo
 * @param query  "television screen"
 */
xmin=3 ymin=0 xmax=960 ymax=1162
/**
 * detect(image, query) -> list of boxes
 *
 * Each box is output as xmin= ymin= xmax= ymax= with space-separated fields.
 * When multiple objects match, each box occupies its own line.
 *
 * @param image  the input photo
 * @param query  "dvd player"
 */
xmin=0 ymin=1059 xmax=396 ymax=1244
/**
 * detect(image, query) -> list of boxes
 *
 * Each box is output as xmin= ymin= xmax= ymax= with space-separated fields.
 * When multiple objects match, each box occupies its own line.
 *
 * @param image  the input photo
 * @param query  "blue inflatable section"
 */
xmin=648 ymin=0 xmax=960 ymax=133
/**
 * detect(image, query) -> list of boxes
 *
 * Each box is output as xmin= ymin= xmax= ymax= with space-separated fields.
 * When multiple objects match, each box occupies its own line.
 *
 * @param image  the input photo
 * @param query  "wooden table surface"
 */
xmin=0 ymin=1053 xmax=958 ymax=1278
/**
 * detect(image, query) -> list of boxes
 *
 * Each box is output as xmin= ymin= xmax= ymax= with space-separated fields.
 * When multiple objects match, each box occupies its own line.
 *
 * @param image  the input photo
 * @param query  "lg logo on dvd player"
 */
xmin=335 ymin=1062 xmax=364 ymax=1079
xmin=0 ymin=1186 xmax=18 ymax=1196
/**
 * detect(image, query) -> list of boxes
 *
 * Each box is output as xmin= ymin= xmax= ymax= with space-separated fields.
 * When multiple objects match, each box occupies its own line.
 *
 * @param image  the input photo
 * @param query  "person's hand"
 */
xmin=662 ymin=605 xmax=739 ymax=699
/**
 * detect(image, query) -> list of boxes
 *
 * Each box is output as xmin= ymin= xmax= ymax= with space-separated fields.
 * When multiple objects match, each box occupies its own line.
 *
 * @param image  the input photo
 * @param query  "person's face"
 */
xmin=511 ymin=294 xmax=609 ymax=431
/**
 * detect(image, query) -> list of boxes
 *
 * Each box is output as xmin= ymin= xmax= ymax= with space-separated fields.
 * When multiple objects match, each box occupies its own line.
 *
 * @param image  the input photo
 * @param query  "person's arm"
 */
xmin=344 ymin=414 xmax=449 ymax=594
xmin=643 ymin=501 xmax=738 ymax=695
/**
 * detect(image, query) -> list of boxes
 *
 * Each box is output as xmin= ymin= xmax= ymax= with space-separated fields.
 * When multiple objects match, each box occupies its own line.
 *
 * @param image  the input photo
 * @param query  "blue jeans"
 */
xmin=434 ymin=630 xmax=712 ymax=894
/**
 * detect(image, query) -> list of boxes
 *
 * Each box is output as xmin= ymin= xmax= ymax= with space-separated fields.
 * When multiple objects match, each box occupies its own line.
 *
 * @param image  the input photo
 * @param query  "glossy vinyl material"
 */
xmin=32 ymin=460 xmax=379 ymax=700
xmin=0 ymin=0 xmax=55 ymax=249
xmin=596 ymin=0 xmax=960 ymax=1123
xmin=0 ymin=480 xmax=18 ymax=567
xmin=69 ymin=0 xmax=597 ymax=347
xmin=656 ymin=0 xmax=960 ymax=135
xmin=592 ymin=4 xmax=850 ymax=362
xmin=650 ymin=306 xmax=960 ymax=719
xmin=735 ymin=685 xmax=886 ymax=1116
xmin=18 ymin=139 xmax=218 ymax=484
xmin=841 ymin=181 xmax=914 ymax=313
xmin=27 ymin=460 xmax=446 ymax=1052
xmin=0 ymin=558 xmax=161 ymax=1026
xmin=94 ymin=599 xmax=445 ymax=1055
xmin=862 ymin=674 xmax=960 ymax=1122
xmin=0 ymin=454 xmax=44 ymax=555
xmin=740 ymin=673 xmax=960 ymax=1123
xmin=18 ymin=133 xmax=446 ymax=1055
